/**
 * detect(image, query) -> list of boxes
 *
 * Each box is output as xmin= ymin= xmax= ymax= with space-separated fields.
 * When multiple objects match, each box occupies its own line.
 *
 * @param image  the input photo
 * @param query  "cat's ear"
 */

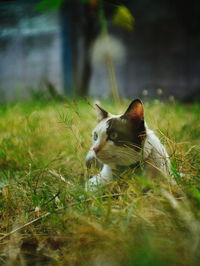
xmin=123 ymin=99 xmax=144 ymax=121
xmin=95 ymin=104 xmax=109 ymax=122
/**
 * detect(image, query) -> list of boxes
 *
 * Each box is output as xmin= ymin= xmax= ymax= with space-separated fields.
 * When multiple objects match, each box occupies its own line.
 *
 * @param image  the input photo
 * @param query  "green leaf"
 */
xmin=112 ymin=5 xmax=135 ymax=31
xmin=35 ymin=0 xmax=64 ymax=11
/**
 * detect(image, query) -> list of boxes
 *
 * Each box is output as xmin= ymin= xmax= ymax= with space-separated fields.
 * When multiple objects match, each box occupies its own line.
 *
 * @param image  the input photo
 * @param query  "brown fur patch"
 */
xmin=106 ymin=117 xmax=146 ymax=152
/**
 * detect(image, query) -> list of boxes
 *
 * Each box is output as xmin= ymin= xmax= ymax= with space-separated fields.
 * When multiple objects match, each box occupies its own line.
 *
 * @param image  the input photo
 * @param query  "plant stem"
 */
xmin=105 ymin=55 xmax=121 ymax=104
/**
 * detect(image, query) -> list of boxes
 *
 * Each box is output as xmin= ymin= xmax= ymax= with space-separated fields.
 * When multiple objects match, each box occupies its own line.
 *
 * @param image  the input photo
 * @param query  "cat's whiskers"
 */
xmin=86 ymin=99 xmax=171 ymax=189
xmin=117 ymin=141 xmax=143 ymax=150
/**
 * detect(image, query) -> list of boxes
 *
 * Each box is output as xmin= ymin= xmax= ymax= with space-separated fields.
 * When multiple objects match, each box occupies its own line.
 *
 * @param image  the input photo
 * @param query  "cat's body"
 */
xmin=85 ymin=99 xmax=171 ymax=189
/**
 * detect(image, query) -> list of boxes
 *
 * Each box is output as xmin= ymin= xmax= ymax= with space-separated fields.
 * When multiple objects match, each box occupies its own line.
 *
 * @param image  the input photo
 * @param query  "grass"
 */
xmin=0 ymin=98 xmax=199 ymax=265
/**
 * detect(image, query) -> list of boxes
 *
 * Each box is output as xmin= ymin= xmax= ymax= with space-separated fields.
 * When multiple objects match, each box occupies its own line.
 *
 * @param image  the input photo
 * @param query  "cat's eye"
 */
xmin=110 ymin=132 xmax=118 ymax=140
xmin=93 ymin=132 xmax=98 ymax=141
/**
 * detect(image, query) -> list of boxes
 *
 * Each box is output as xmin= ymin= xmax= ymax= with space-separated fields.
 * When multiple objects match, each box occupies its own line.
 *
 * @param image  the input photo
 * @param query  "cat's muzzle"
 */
xmin=85 ymin=150 xmax=101 ymax=169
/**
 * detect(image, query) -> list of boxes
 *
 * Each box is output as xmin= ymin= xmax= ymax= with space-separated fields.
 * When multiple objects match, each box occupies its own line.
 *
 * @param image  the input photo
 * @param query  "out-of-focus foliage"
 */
xmin=36 ymin=0 xmax=134 ymax=32
xmin=36 ymin=0 xmax=92 ymax=11
xmin=112 ymin=5 xmax=135 ymax=30
xmin=36 ymin=0 xmax=64 ymax=11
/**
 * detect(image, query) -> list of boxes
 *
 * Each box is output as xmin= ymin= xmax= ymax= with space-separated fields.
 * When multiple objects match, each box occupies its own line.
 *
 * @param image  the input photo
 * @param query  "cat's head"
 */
xmin=90 ymin=99 xmax=146 ymax=166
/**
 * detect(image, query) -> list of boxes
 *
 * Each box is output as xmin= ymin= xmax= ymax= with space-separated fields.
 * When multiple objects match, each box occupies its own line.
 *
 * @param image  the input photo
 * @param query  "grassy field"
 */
xmin=0 ymin=98 xmax=199 ymax=265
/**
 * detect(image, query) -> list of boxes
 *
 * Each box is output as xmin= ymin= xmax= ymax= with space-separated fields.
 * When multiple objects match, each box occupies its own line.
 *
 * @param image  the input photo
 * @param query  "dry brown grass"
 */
xmin=0 ymin=99 xmax=199 ymax=265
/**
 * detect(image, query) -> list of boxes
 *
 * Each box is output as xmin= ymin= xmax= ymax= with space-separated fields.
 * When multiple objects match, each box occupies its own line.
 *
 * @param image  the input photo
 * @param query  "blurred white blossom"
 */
xmin=154 ymin=99 xmax=160 ymax=104
xmin=169 ymin=95 xmax=175 ymax=102
xmin=91 ymin=34 xmax=126 ymax=65
xmin=157 ymin=88 xmax=163 ymax=96
xmin=142 ymin=89 xmax=148 ymax=96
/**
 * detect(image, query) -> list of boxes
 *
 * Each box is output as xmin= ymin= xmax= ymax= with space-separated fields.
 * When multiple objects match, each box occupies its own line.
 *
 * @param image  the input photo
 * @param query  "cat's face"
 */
xmin=90 ymin=99 xmax=146 ymax=166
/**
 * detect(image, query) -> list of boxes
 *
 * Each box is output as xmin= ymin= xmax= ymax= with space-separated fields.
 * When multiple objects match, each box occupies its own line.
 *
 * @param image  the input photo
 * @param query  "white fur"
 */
xmin=144 ymin=127 xmax=171 ymax=174
xmin=85 ymin=117 xmax=171 ymax=190
xmin=85 ymin=164 xmax=112 ymax=191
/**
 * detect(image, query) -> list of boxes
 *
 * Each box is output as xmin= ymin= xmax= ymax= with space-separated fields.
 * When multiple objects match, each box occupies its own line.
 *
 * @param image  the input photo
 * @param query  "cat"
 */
xmin=85 ymin=99 xmax=171 ymax=189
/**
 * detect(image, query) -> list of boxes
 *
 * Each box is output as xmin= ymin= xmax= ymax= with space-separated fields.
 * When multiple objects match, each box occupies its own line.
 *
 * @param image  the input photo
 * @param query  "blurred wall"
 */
xmin=0 ymin=1 xmax=199 ymax=102
xmin=89 ymin=0 xmax=200 ymax=101
xmin=0 ymin=2 xmax=64 ymax=101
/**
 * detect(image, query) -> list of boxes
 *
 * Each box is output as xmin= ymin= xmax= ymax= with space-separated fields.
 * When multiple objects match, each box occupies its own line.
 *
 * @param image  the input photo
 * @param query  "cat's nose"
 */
xmin=93 ymin=146 xmax=100 ymax=154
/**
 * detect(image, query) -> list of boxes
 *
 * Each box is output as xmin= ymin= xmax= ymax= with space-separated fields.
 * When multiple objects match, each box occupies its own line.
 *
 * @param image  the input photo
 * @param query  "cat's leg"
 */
xmin=85 ymin=164 xmax=113 ymax=190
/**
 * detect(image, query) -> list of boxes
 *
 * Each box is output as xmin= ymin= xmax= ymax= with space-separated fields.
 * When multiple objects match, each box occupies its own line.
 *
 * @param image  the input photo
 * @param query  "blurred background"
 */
xmin=0 ymin=0 xmax=200 ymax=102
